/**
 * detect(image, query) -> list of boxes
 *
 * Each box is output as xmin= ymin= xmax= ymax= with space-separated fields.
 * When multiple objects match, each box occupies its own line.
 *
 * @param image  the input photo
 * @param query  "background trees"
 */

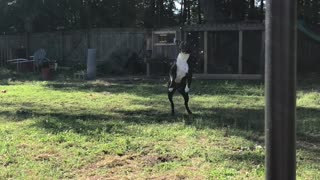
xmin=0 ymin=0 xmax=318 ymax=34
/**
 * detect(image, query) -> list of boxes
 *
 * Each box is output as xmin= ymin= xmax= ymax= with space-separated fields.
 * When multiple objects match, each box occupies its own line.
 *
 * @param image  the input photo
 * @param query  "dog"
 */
xmin=168 ymin=41 xmax=195 ymax=115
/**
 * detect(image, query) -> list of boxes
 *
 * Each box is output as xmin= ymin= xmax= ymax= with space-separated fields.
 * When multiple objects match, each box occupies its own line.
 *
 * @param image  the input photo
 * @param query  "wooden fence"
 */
xmin=1 ymin=28 xmax=319 ymax=75
xmin=297 ymin=31 xmax=320 ymax=73
xmin=0 ymin=28 xmax=146 ymax=68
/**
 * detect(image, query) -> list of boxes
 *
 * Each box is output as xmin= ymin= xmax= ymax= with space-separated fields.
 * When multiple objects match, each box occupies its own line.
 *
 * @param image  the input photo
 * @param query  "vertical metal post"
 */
xmin=265 ymin=0 xmax=297 ymax=179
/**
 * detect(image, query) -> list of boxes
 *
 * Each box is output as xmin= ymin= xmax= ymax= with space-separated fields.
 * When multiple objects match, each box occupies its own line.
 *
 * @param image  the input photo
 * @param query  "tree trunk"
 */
xmin=180 ymin=0 xmax=185 ymax=25
xmin=200 ymin=0 xmax=217 ymax=23
xmin=250 ymin=0 xmax=255 ymax=9
xmin=150 ymin=0 xmax=156 ymax=26
xmin=158 ymin=0 xmax=165 ymax=26
xmin=260 ymin=0 xmax=264 ymax=22
xmin=312 ymin=0 xmax=320 ymax=24
xmin=186 ymin=0 xmax=191 ymax=25
xmin=249 ymin=0 xmax=255 ymax=20
xmin=198 ymin=0 xmax=202 ymax=24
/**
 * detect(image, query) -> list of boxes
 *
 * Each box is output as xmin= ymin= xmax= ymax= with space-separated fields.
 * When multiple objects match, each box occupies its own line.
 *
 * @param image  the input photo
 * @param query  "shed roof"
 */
xmin=153 ymin=23 xmax=265 ymax=32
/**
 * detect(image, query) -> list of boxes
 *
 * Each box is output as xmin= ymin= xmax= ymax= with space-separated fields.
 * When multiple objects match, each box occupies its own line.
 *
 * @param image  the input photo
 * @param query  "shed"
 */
xmin=147 ymin=23 xmax=265 ymax=79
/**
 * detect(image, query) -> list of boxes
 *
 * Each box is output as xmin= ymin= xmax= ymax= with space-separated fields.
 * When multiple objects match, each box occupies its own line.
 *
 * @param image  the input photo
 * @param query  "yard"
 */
xmin=0 ymin=73 xmax=319 ymax=179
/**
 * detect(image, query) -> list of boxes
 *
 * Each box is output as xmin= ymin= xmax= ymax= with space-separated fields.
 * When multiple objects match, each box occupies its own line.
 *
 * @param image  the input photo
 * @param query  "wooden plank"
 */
xmin=153 ymin=31 xmax=176 ymax=34
xmin=184 ymin=23 xmax=265 ymax=32
xmin=238 ymin=30 xmax=243 ymax=74
xmin=146 ymin=62 xmax=150 ymax=76
xmin=149 ymin=32 xmax=154 ymax=76
xmin=204 ymin=31 xmax=208 ymax=74
xmin=260 ymin=30 xmax=265 ymax=74
xmin=0 ymin=48 xmax=2 ymax=67
xmin=151 ymin=31 xmax=154 ymax=58
xmin=154 ymin=43 xmax=176 ymax=46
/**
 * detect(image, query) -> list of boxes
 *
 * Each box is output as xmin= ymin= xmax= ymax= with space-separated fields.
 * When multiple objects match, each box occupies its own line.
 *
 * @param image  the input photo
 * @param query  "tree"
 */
xmin=0 ymin=0 xmax=317 ymax=34
xmin=298 ymin=0 xmax=320 ymax=25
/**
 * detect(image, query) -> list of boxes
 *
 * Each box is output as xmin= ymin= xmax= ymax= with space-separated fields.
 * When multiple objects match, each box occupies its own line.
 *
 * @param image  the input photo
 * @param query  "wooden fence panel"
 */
xmin=1 ymin=28 xmax=319 ymax=73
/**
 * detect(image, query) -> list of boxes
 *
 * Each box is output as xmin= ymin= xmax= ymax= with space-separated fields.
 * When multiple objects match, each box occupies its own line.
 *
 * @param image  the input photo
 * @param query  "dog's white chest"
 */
xmin=175 ymin=53 xmax=190 ymax=83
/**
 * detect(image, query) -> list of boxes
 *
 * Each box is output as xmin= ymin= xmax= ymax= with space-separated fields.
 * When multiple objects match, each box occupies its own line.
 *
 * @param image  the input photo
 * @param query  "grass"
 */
xmin=0 ymin=74 xmax=320 ymax=179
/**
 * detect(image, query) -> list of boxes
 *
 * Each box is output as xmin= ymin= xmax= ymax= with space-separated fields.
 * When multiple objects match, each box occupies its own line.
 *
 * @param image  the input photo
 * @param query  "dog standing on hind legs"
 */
xmin=168 ymin=41 xmax=195 ymax=116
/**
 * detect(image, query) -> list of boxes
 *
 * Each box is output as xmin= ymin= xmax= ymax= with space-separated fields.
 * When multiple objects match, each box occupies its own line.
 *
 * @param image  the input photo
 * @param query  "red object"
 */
xmin=41 ymin=68 xmax=51 ymax=80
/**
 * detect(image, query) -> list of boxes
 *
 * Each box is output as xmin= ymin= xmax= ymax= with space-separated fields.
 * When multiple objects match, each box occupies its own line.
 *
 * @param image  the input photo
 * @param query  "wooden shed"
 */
xmin=147 ymin=23 xmax=265 ymax=79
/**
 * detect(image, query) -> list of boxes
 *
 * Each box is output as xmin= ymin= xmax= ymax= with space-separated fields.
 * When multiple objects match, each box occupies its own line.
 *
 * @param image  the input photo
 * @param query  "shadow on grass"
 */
xmin=227 ymin=151 xmax=265 ymax=166
xmin=1 ymin=102 xmax=320 ymax=165
xmin=1 ymin=84 xmax=319 ymax=142
xmin=45 ymin=81 xmax=166 ymax=97
xmin=2 ymin=103 xmax=319 ymax=141
xmin=43 ymin=80 xmax=265 ymax=97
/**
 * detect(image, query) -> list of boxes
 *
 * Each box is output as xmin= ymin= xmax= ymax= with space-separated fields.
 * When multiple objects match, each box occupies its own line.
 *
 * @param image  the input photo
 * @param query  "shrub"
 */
xmin=97 ymin=49 xmax=145 ymax=75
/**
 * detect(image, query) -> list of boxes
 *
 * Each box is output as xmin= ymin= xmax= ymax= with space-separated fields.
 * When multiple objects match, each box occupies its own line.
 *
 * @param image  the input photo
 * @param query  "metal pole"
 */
xmin=265 ymin=0 xmax=297 ymax=179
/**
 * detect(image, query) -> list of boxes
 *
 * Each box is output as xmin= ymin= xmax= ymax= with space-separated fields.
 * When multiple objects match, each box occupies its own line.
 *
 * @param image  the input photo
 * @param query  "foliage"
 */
xmin=97 ymin=49 xmax=145 ymax=75
xmin=0 ymin=0 xmax=269 ymax=34
xmin=0 ymin=0 xmax=319 ymax=34
xmin=298 ymin=0 xmax=320 ymax=25
xmin=0 ymin=79 xmax=320 ymax=179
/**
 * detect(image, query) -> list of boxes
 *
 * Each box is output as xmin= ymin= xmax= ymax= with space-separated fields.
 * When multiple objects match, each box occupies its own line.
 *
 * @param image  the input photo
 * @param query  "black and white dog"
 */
xmin=168 ymin=41 xmax=195 ymax=115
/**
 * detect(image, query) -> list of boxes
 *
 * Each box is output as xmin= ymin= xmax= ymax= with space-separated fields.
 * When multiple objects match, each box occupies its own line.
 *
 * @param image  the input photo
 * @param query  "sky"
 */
xmin=174 ymin=1 xmax=181 ymax=13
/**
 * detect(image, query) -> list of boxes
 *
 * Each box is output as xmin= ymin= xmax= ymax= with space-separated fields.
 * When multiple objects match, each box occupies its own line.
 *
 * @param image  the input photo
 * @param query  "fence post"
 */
xmin=238 ymin=30 xmax=243 ymax=74
xmin=60 ymin=30 xmax=64 ymax=62
xmin=87 ymin=49 xmax=97 ymax=80
xmin=204 ymin=31 xmax=208 ymax=74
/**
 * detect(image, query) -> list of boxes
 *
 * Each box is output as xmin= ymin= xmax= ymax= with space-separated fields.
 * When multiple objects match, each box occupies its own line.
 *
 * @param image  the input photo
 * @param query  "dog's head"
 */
xmin=176 ymin=40 xmax=192 ymax=54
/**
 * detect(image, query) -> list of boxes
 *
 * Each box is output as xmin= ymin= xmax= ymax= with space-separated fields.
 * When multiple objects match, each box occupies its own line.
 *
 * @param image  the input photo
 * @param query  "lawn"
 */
xmin=0 ymin=76 xmax=319 ymax=179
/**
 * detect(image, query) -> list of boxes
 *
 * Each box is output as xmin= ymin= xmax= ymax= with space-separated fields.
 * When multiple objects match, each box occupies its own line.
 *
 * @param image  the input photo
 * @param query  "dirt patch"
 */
xmin=74 ymin=154 xmax=182 ymax=179
xmin=143 ymin=154 xmax=179 ymax=167
xmin=17 ymin=143 xmax=29 ymax=149
xmin=74 ymin=154 xmax=141 ymax=179
xmin=34 ymin=153 xmax=58 ymax=161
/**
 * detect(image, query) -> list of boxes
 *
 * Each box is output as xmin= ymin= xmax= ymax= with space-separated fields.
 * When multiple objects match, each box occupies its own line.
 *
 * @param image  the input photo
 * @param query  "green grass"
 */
xmin=0 ymin=77 xmax=319 ymax=179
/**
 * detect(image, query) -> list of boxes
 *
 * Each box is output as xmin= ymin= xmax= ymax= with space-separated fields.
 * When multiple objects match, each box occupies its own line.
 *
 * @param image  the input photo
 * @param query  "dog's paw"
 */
xmin=185 ymin=87 xmax=190 ymax=93
xmin=168 ymin=88 xmax=174 ymax=92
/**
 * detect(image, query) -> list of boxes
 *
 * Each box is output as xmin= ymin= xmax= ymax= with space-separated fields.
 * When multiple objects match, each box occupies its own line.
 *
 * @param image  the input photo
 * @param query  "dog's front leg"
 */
xmin=168 ymin=75 xmax=175 ymax=92
xmin=168 ymin=64 xmax=177 ymax=92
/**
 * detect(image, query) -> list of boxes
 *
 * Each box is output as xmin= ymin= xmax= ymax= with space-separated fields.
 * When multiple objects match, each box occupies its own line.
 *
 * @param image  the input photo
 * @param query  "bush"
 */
xmin=97 ymin=49 xmax=145 ymax=75
xmin=0 ymin=68 xmax=12 ymax=78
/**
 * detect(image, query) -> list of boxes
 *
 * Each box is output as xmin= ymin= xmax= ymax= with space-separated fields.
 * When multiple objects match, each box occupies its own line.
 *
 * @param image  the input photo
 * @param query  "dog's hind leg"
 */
xmin=168 ymin=89 xmax=176 ymax=116
xmin=179 ymin=89 xmax=192 ymax=115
